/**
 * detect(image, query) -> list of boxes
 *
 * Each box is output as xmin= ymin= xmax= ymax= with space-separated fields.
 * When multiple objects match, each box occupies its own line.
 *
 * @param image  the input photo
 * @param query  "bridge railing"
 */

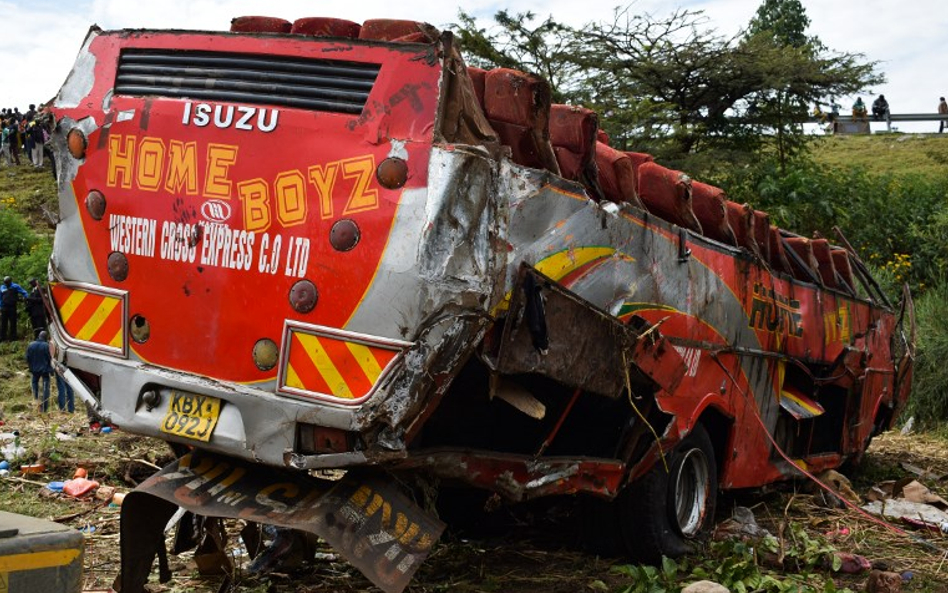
xmin=806 ymin=113 xmax=948 ymax=124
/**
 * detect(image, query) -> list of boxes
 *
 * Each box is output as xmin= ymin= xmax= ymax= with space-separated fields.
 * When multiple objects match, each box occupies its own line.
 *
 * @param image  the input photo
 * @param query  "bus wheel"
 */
xmin=619 ymin=424 xmax=717 ymax=563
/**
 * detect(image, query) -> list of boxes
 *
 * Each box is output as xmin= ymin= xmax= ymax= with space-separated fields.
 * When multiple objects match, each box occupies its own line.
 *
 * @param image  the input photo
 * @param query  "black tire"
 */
xmin=618 ymin=424 xmax=717 ymax=563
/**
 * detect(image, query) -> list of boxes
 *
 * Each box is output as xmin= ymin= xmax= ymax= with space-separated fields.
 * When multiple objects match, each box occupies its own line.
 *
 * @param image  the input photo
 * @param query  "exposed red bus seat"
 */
xmin=637 ymin=162 xmax=702 ymax=233
xmin=230 ymin=16 xmax=292 ymax=33
xmin=752 ymin=211 xmax=771 ymax=263
xmin=549 ymin=104 xmax=602 ymax=199
xmin=725 ymin=201 xmax=758 ymax=256
xmin=810 ymin=238 xmax=839 ymax=289
xmin=784 ymin=237 xmax=822 ymax=284
xmin=595 ymin=142 xmax=644 ymax=209
xmin=483 ymin=68 xmax=559 ymax=174
xmin=624 ymin=152 xmax=654 ymax=173
xmin=467 ymin=67 xmax=487 ymax=109
xmin=550 ymin=105 xmax=598 ymax=163
xmin=291 ymin=17 xmax=361 ymax=38
xmin=359 ymin=19 xmax=438 ymax=43
xmin=831 ymin=248 xmax=856 ymax=293
xmin=691 ymin=181 xmax=736 ymax=246
xmin=768 ymin=225 xmax=793 ymax=275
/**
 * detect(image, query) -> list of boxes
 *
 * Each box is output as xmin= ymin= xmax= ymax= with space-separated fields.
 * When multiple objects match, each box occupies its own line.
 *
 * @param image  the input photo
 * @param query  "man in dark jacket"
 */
xmin=27 ymin=331 xmax=53 ymax=412
xmin=25 ymin=278 xmax=46 ymax=337
xmin=0 ymin=276 xmax=29 ymax=341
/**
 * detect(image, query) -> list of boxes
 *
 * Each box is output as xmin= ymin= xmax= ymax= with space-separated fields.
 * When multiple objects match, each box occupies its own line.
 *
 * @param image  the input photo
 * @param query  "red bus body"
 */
xmin=46 ymin=18 xmax=912 ymax=591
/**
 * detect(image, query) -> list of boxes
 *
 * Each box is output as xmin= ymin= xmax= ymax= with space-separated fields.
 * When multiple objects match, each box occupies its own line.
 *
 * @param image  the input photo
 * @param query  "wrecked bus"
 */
xmin=46 ymin=15 xmax=912 ymax=593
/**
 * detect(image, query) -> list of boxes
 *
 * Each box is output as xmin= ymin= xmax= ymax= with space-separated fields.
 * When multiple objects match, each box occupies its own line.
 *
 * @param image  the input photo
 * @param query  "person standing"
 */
xmin=25 ymin=278 xmax=46 ymax=337
xmin=0 ymin=121 xmax=11 ymax=166
xmin=17 ymin=118 xmax=28 ymax=160
xmin=49 ymin=340 xmax=74 ymax=413
xmin=0 ymin=276 xmax=29 ymax=341
xmin=6 ymin=121 xmax=20 ymax=166
xmin=26 ymin=331 xmax=53 ymax=413
xmin=939 ymin=97 xmax=948 ymax=133
xmin=29 ymin=120 xmax=44 ymax=168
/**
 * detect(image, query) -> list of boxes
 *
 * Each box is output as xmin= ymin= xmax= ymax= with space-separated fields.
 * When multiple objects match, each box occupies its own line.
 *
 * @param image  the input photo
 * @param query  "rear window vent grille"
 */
xmin=115 ymin=50 xmax=380 ymax=114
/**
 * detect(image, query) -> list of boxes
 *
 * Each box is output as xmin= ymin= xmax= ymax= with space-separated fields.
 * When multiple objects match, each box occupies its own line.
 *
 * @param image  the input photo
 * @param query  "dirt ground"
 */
xmin=3 ymin=394 xmax=948 ymax=593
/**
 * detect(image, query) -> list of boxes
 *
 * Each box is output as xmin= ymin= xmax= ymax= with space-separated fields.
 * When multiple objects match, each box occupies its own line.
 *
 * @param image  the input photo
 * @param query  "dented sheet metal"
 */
xmin=495 ymin=265 xmax=686 ymax=398
xmin=121 ymin=451 xmax=444 ymax=593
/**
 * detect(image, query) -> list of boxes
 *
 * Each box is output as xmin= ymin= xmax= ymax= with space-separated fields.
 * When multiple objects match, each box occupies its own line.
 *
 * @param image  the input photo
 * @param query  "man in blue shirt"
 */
xmin=0 ymin=276 xmax=29 ymax=341
xmin=26 ymin=331 xmax=53 ymax=413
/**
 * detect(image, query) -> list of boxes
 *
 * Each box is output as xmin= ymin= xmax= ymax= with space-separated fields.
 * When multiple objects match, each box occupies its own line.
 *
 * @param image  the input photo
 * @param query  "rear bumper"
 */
xmin=51 ymin=322 xmax=369 ymax=468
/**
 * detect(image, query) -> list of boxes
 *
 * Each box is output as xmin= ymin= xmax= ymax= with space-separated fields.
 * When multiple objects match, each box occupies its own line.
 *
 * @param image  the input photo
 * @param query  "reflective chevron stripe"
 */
xmin=281 ymin=325 xmax=404 ymax=403
xmin=50 ymin=283 xmax=125 ymax=352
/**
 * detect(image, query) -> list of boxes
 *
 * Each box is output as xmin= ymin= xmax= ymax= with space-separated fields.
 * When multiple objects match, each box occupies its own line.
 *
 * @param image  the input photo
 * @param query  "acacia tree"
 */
xmin=742 ymin=0 xmax=883 ymax=169
xmin=451 ymin=6 xmax=883 ymax=172
xmin=451 ymin=10 xmax=583 ymax=103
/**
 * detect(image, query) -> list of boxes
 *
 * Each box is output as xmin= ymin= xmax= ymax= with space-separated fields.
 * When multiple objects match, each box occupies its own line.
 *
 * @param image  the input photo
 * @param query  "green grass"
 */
xmin=810 ymin=133 xmax=948 ymax=177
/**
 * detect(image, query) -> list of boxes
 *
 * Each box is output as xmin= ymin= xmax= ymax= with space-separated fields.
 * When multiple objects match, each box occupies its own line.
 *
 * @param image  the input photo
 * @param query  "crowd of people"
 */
xmin=1 ymin=103 xmax=52 ymax=169
xmin=0 ymin=275 xmax=73 ymax=414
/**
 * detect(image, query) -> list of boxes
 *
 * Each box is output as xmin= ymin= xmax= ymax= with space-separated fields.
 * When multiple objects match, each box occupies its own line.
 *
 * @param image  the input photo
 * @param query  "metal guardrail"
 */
xmin=806 ymin=113 xmax=948 ymax=124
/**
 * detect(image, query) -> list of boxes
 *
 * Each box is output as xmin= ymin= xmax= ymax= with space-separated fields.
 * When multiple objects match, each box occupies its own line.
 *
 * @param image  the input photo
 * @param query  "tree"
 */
xmin=451 ymin=10 xmax=583 ymax=103
xmin=743 ymin=0 xmax=884 ymax=169
xmin=747 ymin=0 xmax=811 ymax=47
xmin=573 ymin=6 xmax=883 ymax=170
xmin=451 ymin=6 xmax=883 ymax=172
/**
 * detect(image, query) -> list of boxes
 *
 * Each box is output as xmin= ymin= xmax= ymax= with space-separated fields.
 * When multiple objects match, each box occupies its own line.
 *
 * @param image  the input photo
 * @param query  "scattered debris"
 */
xmin=899 ymin=462 xmax=944 ymax=482
xmin=899 ymin=416 xmax=914 ymax=435
xmin=808 ymin=469 xmax=860 ymax=508
xmin=62 ymin=476 xmax=99 ymax=498
xmin=20 ymin=462 xmax=45 ymax=474
xmin=0 ymin=432 xmax=25 ymax=461
xmin=866 ymin=569 xmax=902 ymax=593
xmin=681 ymin=581 xmax=730 ymax=593
xmin=828 ymin=551 xmax=871 ymax=574
xmin=712 ymin=506 xmax=772 ymax=542
xmin=862 ymin=478 xmax=948 ymax=530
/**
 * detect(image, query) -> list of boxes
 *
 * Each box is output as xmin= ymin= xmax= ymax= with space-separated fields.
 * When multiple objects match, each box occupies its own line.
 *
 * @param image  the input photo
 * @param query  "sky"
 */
xmin=4 ymin=0 xmax=946 ymax=133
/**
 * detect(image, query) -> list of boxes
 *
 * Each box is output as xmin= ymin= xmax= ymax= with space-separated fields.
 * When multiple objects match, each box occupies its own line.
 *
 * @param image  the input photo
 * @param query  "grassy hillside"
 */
xmin=810 ymin=133 xmax=948 ymax=177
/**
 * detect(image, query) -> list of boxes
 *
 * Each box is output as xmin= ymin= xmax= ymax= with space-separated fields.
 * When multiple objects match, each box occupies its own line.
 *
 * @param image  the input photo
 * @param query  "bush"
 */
xmin=0 ymin=208 xmax=38 ymax=258
xmin=706 ymin=158 xmax=948 ymax=295
xmin=0 ymin=239 xmax=52 ymax=285
xmin=903 ymin=279 xmax=948 ymax=426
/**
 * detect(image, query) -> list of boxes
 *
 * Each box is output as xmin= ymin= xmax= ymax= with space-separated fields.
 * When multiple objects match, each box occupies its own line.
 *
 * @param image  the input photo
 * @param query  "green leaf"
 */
xmin=831 ymin=553 xmax=842 ymax=572
xmin=661 ymin=556 xmax=678 ymax=579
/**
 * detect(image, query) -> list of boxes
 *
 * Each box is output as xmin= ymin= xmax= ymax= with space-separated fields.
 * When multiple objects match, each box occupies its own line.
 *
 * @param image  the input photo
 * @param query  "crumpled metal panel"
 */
xmin=120 ymin=450 xmax=444 ymax=593
xmin=494 ymin=265 xmax=686 ymax=398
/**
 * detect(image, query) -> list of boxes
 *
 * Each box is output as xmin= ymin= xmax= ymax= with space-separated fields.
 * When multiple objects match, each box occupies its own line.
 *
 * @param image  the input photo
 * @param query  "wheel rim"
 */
xmin=673 ymin=448 xmax=710 ymax=537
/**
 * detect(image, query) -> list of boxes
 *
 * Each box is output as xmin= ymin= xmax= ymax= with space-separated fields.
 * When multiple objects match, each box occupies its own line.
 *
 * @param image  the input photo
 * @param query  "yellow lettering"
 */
xmin=308 ymin=163 xmax=338 ymax=220
xmin=416 ymin=533 xmax=433 ymax=550
xmin=342 ymin=156 xmax=379 ymax=215
xmin=107 ymin=135 xmax=136 ymax=189
xmin=255 ymin=483 xmax=299 ymax=513
xmin=237 ymin=178 xmax=271 ymax=233
xmin=205 ymin=143 xmax=238 ymax=199
xmin=165 ymin=140 xmax=199 ymax=195
xmin=349 ymin=485 xmax=372 ymax=508
xmin=365 ymin=493 xmax=384 ymax=517
xmin=275 ymin=170 xmax=307 ymax=227
xmin=136 ymin=137 xmax=165 ymax=192
xmin=393 ymin=513 xmax=408 ymax=537
xmin=399 ymin=522 xmax=421 ymax=545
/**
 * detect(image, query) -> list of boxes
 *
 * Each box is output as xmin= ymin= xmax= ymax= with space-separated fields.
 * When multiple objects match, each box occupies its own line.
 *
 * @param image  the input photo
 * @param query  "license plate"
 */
xmin=159 ymin=391 xmax=221 ymax=442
